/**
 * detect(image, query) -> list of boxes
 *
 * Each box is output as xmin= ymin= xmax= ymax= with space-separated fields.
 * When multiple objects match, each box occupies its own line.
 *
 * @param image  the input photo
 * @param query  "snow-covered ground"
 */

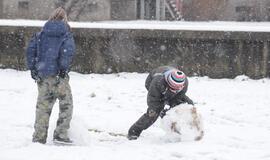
xmin=0 ymin=69 xmax=270 ymax=160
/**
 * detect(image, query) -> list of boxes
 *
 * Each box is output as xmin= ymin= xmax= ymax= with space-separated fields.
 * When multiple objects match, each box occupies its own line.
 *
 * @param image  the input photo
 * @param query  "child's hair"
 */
xmin=49 ymin=7 xmax=70 ymax=30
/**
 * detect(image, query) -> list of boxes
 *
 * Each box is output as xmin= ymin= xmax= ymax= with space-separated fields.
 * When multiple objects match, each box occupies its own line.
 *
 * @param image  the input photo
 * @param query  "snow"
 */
xmin=0 ymin=69 xmax=270 ymax=160
xmin=1 ymin=19 xmax=270 ymax=32
xmin=160 ymin=104 xmax=204 ymax=142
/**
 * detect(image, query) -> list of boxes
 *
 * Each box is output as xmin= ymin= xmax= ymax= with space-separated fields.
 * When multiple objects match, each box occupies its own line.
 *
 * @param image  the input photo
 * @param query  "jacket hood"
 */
xmin=43 ymin=21 xmax=68 ymax=37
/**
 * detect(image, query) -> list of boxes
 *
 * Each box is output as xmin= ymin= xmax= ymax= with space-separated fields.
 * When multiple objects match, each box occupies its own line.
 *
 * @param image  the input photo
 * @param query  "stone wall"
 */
xmin=0 ymin=25 xmax=269 ymax=79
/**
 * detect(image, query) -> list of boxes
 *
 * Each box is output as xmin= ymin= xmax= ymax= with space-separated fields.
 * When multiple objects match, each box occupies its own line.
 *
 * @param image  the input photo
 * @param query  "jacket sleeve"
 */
xmin=147 ymin=77 xmax=166 ymax=113
xmin=181 ymin=94 xmax=194 ymax=105
xmin=59 ymin=33 xmax=76 ymax=71
xmin=26 ymin=34 xmax=37 ymax=70
xmin=145 ymin=73 xmax=152 ymax=90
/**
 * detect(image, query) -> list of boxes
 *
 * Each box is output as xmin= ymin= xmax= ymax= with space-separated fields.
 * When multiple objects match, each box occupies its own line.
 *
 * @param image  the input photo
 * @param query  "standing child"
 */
xmin=128 ymin=66 xmax=194 ymax=140
xmin=26 ymin=7 xmax=76 ymax=144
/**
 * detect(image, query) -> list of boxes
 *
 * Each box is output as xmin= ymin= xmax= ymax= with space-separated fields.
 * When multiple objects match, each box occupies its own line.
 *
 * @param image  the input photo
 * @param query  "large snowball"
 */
xmin=160 ymin=104 xmax=204 ymax=142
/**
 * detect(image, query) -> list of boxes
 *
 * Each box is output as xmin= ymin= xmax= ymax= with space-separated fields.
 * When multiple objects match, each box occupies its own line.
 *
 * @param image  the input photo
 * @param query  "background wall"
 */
xmin=0 ymin=25 xmax=269 ymax=79
xmin=110 ymin=0 xmax=137 ymax=20
xmin=1 ymin=0 xmax=111 ymax=21
xmin=1 ymin=0 xmax=54 ymax=20
xmin=0 ymin=0 xmax=3 ymax=19
xmin=181 ymin=0 xmax=270 ymax=21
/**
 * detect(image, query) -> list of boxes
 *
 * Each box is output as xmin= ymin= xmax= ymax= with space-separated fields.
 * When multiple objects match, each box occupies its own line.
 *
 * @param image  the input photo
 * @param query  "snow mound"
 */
xmin=160 ymin=104 xmax=204 ymax=142
xmin=234 ymin=75 xmax=250 ymax=81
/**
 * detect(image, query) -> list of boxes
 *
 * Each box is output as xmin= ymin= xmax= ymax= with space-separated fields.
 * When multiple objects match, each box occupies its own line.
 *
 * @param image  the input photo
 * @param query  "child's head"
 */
xmin=164 ymin=69 xmax=186 ymax=93
xmin=49 ymin=7 xmax=68 ymax=24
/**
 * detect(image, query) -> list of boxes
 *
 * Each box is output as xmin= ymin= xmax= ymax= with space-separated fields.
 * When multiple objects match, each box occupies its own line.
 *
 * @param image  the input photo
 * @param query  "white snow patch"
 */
xmin=0 ymin=69 xmax=270 ymax=160
xmin=1 ymin=19 xmax=270 ymax=32
xmin=161 ymin=104 xmax=204 ymax=142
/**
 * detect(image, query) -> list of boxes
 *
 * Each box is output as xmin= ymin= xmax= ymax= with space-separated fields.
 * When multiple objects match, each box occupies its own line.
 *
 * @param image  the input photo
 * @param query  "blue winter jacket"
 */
xmin=26 ymin=20 xmax=75 ymax=78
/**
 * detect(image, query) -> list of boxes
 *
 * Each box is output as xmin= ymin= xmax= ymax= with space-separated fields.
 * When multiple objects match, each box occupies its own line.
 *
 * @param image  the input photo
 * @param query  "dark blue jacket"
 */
xmin=26 ymin=20 xmax=75 ymax=78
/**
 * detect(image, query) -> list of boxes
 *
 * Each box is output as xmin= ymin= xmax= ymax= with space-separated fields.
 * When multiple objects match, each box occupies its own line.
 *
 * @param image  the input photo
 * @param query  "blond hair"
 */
xmin=49 ymin=7 xmax=68 ymax=23
xmin=48 ymin=7 xmax=71 ymax=30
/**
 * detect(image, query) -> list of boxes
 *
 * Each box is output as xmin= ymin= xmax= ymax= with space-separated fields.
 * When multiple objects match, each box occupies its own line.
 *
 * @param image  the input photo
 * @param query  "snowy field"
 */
xmin=0 ymin=69 xmax=270 ymax=160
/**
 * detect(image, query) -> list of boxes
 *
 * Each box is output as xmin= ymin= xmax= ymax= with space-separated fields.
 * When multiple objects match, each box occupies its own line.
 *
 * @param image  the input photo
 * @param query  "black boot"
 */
xmin=53 ymin=136 xmax=73 ymax=145
xmin=127 ymin=125 xmax=142 ymax=140
xmin=127 ymin=109 xmax=159 ymax=140
xmin=53 ymin=132 xmax=73 ymax=145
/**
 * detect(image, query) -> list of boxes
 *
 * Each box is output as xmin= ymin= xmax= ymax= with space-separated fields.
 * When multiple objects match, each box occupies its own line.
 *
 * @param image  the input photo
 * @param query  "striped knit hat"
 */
xmin=164 ymin=69 xmax=186 ymax=92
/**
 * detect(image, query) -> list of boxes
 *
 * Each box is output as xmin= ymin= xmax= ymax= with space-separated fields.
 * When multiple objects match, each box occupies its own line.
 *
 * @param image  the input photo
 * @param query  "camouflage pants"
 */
xmin=32 ymin=76 xmax=73 ymax=143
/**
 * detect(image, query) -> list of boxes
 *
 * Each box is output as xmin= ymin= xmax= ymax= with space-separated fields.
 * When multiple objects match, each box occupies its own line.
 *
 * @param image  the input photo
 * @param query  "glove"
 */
xmin=58 ymin=70 xmax=67 ymax=79
xmin=186 ymin=99 xmax=194 ymax=105
xmin=31 ymin=70 xmax=41 ymax=82
xmin=183 ymin=95 xmax=194 ymax=105
xmin=159 ymin=108 xmax=169 ymax=118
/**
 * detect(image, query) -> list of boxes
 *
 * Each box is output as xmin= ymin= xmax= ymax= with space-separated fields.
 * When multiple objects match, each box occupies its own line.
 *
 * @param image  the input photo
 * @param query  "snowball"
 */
xmin=160 ymin=104 xmax=204 ymax=142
